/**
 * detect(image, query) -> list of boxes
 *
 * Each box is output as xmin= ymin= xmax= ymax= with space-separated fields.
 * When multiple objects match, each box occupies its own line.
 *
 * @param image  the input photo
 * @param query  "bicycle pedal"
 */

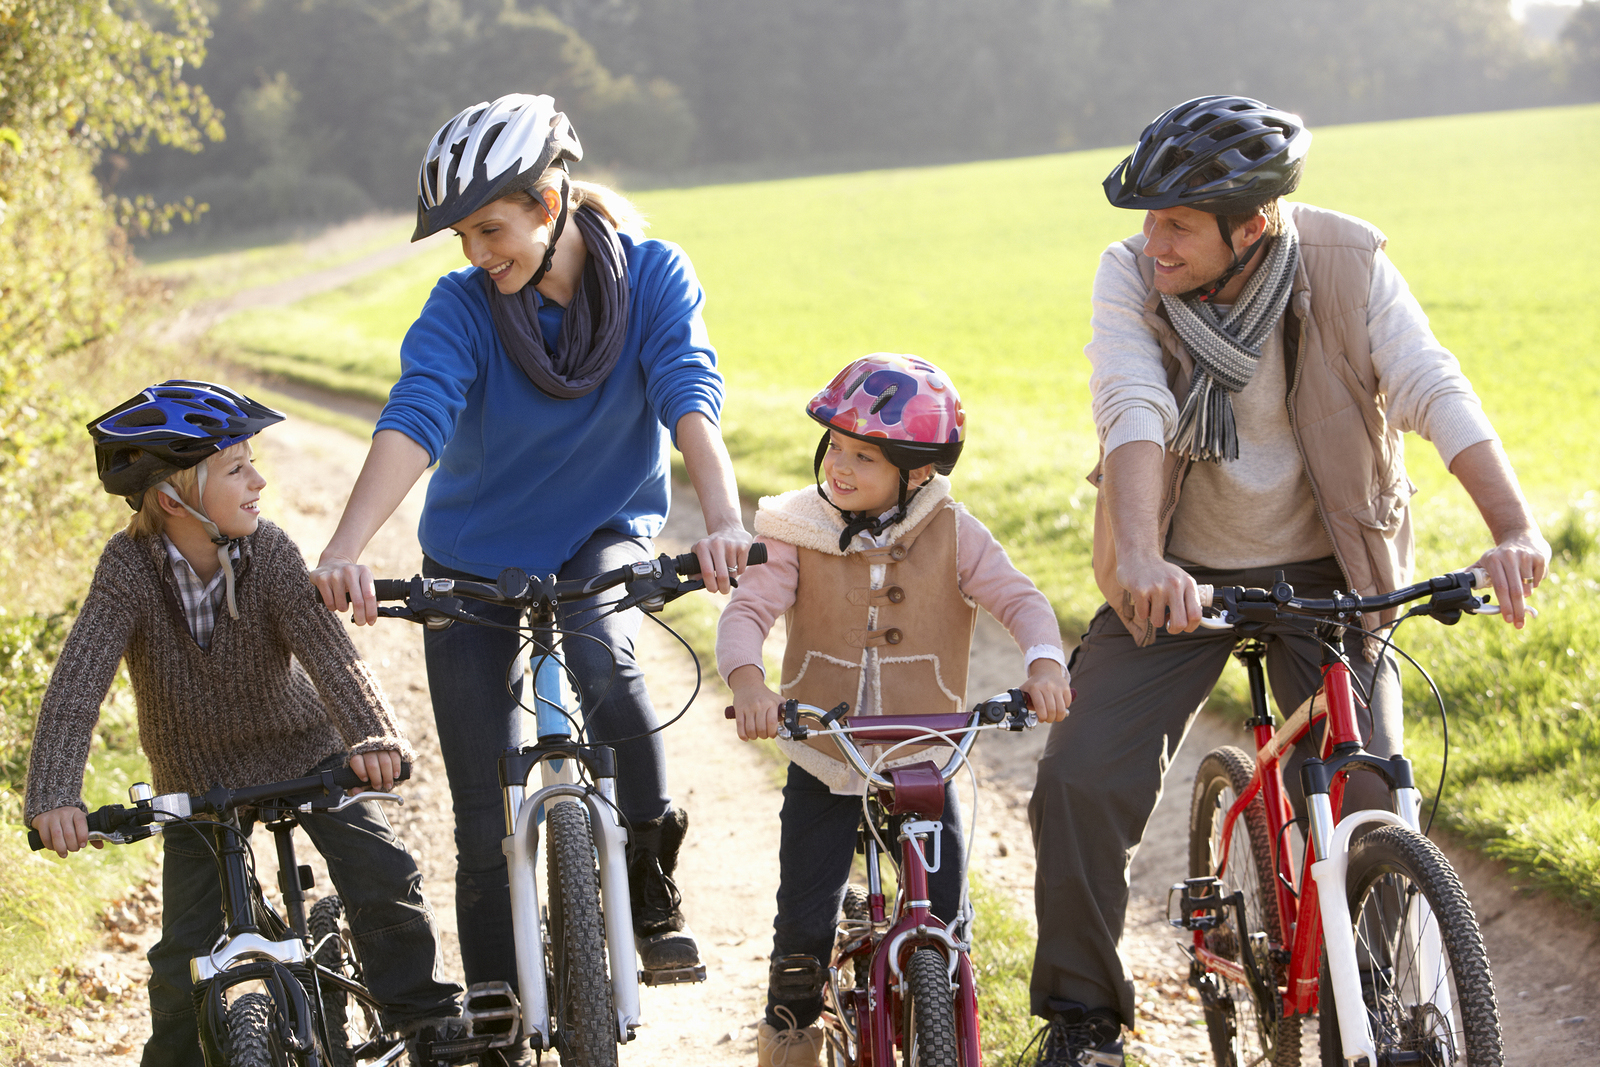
xmin=637 ymin=964 xmax=708 ymax=986
xmin=1167 ymin=876 xmax=1233 ymax=932
xmin=461 ymin=980 xmax=521 ymax=1046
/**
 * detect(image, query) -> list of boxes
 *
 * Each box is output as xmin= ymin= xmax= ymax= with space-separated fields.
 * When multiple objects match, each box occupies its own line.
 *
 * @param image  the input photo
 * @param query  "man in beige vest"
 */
xmin=1024 ymin=96 xmax=1550 ymax=1066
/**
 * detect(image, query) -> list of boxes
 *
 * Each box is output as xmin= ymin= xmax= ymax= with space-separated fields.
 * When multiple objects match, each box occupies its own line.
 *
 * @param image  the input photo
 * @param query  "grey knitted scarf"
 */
xmin=1159 ymin=229 xmax=1300 ymax=462
xmin=484 ymin=205 xmax=630 ymax=399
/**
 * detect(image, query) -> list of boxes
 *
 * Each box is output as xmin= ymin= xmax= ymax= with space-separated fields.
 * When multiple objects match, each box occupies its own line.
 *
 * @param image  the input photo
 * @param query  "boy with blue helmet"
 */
xmin=26 ymin=381 xmax=461 ymax=1067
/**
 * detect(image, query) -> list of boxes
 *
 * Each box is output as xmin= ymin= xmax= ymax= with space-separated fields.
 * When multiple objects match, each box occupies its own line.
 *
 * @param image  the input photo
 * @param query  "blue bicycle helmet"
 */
xmin=89 ymin=380 xmax=285 ymax=510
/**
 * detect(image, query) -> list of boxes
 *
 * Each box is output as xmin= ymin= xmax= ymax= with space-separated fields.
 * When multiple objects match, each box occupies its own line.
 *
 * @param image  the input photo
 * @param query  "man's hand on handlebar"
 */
xmin=1471 ymin=527 xmax=1551 ymax=630
xmin=30 ymin=806 xmax=99 ymax=857
xmin=727 ymin=664 xmax=783 ymax=740
xmin=348 ymin=748 xmax=403 ymax=793
xmin=1117 ymin=554 xmax=1203 ymax=634
xmin=689 ymin=524 xmax=755 ymax=596
xmin=1020 ymin=658 xmax=1073 ymax=723
xmin=310 ymin=553 xmax=381 ymax=626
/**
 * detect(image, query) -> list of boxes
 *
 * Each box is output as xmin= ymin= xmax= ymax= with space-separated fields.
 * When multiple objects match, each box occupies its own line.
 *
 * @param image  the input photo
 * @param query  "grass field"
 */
xmin=164 ymin=105 xmax=1600 ymax=1060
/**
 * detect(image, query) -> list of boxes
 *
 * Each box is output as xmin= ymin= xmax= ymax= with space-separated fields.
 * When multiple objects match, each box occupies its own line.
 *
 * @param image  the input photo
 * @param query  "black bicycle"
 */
xmin=372 ymin=545 xmax=764 ymax=1066
xmin=29 ymin=765 xmax=416 ymax=1067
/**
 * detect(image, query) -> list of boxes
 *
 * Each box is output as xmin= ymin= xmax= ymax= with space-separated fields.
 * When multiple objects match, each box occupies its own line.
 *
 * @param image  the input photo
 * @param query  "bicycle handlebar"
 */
xmin=27 ymin=762 xmax=412 ymax=851
xmin=372 ymin=544 xmax=768 ymax=622
xmin=1192 ymin=567 xmax=1506 ymax=630
xmin=723 ymin=692 xmax=1036 ymax=793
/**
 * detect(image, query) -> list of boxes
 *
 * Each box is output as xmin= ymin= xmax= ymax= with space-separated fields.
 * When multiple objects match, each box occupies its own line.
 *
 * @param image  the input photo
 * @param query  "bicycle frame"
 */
xmin=1189 ymin=628 xmax=1434 ymax=1065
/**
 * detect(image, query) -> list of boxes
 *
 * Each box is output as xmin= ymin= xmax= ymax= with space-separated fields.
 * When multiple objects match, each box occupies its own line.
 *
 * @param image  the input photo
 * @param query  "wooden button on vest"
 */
xmin=884 ymin=628 xmax=902 ymax=644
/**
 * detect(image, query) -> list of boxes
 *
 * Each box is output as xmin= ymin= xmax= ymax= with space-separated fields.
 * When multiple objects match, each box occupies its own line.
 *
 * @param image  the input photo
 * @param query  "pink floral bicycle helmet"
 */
xmin=806 ymin=354 xmax=966 ymax=546
xmin=806 ymin=353 xmax=965 ymax=474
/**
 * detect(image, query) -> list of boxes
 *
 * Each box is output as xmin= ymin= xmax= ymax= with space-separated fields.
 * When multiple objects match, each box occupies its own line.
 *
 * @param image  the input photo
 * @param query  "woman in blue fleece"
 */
xmin=310 ymin=94 xmax=752 ymax=1010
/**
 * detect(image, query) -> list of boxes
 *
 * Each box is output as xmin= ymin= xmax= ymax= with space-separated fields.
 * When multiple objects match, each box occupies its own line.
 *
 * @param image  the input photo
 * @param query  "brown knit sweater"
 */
xmin=24 ymin=520 xmax=412 ymax=823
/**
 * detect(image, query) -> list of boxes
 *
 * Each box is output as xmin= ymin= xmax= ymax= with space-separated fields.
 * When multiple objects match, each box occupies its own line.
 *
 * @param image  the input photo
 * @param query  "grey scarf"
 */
xmin=484 ymin=205 xmax=630 ymax=399
xmin=1159 ymin=228 xmax=1300 ymax=462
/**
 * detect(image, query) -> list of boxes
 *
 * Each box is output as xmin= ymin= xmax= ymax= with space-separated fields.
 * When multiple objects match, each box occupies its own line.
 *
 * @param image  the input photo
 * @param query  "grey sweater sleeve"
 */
xmin=1085 ymin=238 xmax=1176 ymax=457
xmin=264 ymin=538 xmax=414 ymax=762
xmin=23 ymin=545 xmax=138 ymax=823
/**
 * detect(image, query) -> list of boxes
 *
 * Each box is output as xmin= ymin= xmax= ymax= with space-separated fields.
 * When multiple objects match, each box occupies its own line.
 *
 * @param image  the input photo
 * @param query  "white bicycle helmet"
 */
xmin=413 ymin=93 xmax=583 ymax=245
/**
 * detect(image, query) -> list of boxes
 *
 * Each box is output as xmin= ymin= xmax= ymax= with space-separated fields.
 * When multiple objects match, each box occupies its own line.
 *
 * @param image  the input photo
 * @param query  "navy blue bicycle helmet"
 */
xmin=1103 ymin=95 xmax=1310 ymax=215
xmin=89 ymin=380 xmax=285 ymax=510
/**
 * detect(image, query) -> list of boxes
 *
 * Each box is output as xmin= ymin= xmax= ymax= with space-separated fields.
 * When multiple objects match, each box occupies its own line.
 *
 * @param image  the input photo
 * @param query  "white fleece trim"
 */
xmin=878 ymin=652 xmax=964 ymax=706
xmin=754 ymin=475 xmax=953 ymax=557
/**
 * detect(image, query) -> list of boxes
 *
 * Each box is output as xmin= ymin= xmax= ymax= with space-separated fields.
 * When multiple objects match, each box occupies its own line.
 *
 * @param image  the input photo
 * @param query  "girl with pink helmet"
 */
xmin=716 ymin=353 xmax=1073 ymax=1066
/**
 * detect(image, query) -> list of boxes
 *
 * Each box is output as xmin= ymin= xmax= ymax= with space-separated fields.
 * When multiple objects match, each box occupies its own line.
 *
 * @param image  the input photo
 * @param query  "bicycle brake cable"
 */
xmin=1352 ymin=609 xmax=1450 ymax=836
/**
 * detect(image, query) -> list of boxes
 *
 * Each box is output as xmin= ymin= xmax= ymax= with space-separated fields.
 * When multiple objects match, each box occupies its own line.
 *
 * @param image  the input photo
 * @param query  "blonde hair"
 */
xmin=503 ymin=177 xmax=648 ymax=237
xmin=124 ymin=442 xmax=249 ymax=539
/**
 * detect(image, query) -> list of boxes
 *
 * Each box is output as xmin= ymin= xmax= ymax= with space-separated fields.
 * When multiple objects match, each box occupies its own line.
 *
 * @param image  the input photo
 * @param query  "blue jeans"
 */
xmin=142 ymin=755 xmax=459 ymax=1067
xmin=768 ymin=762 xmax=966 ymax=1029
xmin=423 ymin=528 xmax=672 ymax=990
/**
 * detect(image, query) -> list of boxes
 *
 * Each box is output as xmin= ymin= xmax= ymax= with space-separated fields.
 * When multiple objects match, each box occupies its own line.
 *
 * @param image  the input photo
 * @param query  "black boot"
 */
xmin=627 ymin=807 xmax=705 ymax=983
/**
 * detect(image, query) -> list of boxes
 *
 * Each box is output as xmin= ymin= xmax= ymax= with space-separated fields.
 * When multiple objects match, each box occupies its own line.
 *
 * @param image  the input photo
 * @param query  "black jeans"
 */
xmin=422 ymin=528 xmax=672 ymax=991
xmin=768 ymin=762 xmax=967 ymax=1029
xmin=142 ymin=755 xmax=459 ymax=1067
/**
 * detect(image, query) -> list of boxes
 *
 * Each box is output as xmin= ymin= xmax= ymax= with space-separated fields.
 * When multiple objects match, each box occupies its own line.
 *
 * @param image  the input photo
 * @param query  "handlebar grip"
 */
xmin=725 ymin=706 xmax=735 ymax=718
xmin=673 ymin=544 xmax=769 ymax=577
xmin=1468 ymin=567 xmax=1489 ymax=589
xmin=27 ymin=828 xmax=43 ymax=851
xmin=1195 ymin=583 xmax=1214 ymax=608
xmin=373 ymin=579 xmax=412 ymax=601
xmin=328 ymin=759 xmax=413 ymax=789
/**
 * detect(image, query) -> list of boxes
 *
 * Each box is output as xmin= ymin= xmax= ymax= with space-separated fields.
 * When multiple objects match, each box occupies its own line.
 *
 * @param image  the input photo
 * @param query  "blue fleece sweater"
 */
xmin=376 ymin=232 xmax=722 ymax=578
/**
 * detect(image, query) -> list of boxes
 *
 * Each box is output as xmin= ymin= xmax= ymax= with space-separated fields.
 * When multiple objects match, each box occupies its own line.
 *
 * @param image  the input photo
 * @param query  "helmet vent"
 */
xmin=869 ymin=385 xmax=898 ymax=414
xmin=844 ymin=370 xmax=871 ymax=398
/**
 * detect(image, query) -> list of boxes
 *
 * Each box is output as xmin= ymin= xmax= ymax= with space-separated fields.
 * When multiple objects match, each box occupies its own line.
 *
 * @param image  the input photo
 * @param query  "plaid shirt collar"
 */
xmin=161 ymin=535 xmax=242 ymax=650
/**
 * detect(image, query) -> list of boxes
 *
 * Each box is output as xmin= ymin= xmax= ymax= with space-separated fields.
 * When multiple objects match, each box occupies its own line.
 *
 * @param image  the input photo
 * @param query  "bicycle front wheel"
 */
xmin=545 ymin=800 xmax=618 ymax=1067
xmin=1320 ymin=825 xmax=1502 ymax=1067
xmin=225 ymin=991 xmax=288 ymax=1067
xmin=902 ymin=948 xmax=960 ymax=1067
xmin=1189 ymin=746 xmax=1300 ymax=1067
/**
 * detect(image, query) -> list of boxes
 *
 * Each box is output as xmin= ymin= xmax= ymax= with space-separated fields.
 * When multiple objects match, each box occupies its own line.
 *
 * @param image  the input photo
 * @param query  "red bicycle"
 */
xmin=1175 ymin=568 xmax=1507 ymax=1067
xmin=730 ymin=692 xmax=1036 ymax=1067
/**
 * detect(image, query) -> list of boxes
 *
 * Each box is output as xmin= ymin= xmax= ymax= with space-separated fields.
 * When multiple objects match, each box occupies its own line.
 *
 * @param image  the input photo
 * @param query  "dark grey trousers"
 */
xmin=1026 ymin=557 xmax=1401 ymax=1026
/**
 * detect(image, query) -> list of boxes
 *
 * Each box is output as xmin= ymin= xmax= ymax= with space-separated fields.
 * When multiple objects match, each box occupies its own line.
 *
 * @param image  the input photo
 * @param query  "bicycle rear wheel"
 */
xmin=1189 ymin=746 xmax=1300 ymax=1067
xmin=1320 ymin=825 xmax=1502 ymax=1067
xmin=545 ymin=800 xmax=618 ymax=1067
xmin=902 ymin=948 xmax=960 ymax=1067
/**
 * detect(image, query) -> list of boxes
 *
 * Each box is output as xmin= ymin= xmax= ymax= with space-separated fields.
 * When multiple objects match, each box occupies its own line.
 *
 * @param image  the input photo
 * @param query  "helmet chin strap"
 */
xmin=1189 ymin=214 xmax=1266 ymax=304
xmin=159 ymin=463 xmax=242 ymax=620
xmin=529 ymin=167 xmax=572 ymax=289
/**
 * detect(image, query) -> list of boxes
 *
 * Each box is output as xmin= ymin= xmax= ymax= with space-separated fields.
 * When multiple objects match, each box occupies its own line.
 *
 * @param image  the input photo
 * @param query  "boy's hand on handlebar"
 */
xmin=31 ymin=807 xmax=99 ymax=857
xmin=1021 ymin=658 xmax=1073 ymax=723
xmin=348 ymin=748 xmax=402 ymax=793
xmin=1116 ymin=555 xmax=1202 ymax=634
xmin=690 ymin=524 xmax=754 ymax=596
xmin=727 ymin=665 xmax=782 ymax=740
xmin=310 ymin=554 xmax=380 ymax=626
xmin=1471 ymin=528 xmax=1551 ymax=630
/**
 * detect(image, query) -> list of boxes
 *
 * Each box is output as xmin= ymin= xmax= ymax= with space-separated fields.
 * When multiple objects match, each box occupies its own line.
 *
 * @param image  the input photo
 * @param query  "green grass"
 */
xmin=184 ymin=104 xmax=1600 ymax=915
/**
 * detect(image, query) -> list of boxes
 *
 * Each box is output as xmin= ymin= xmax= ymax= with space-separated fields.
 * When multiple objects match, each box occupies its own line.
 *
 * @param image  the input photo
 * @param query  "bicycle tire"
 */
xmin=226 ymin=992 xmax=288 ymax=1067
xmin=546 ymin=800 xmax=618 ymax=1067
xmin=1189 ymin=746 xmax=1300 ymax=1067
xmin=1319 ymin=825 xmax=1502 ymax=1067
xmin=308 ymin=896 xmax=355 ymax=1067
xmin=902 ymin=948 xmax=960 ymax=1067
xmin=842 ymin=883 xmax=872 ymax=989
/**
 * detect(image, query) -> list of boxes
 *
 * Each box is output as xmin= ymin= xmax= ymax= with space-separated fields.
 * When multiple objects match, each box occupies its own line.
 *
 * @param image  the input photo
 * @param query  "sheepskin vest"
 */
xmin=754 ymin=476 xmax=977 ymax=763
xmin=1091 ymin=202 xmax=1414 ymax=648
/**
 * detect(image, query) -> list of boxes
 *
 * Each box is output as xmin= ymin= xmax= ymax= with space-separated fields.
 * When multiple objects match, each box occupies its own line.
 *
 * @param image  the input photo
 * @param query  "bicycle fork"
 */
xmin=502 ymin=747 xmax=642 ymax=1051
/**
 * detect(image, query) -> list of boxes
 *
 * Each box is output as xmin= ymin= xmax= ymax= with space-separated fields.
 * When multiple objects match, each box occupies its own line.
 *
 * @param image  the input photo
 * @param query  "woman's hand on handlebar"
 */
xmin=348 ymin=748 xmax=403 ymax=793
xmin=310 ymin=554 xmax=380 ymax=626
xmin=727 ymin=664 xmax=782 ymax=740
xmin=1021 ymin=657 xmax=1073 ymax=723
xmin=31 ymin=806 xmax=99 ymax=857
xmin=689 ymin=523 xmax=755 ymax=596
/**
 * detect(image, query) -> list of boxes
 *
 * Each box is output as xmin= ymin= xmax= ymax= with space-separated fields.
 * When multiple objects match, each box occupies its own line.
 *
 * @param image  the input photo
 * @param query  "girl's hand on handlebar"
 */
xmin=690 ymin=524 xmax=755 ymax=596
xmin=310 ymin=554 xmax=379 ymax=626
xmin=1021 ymin=657 xmax=1073 ymax=723
xmin=727 ymin=665 xmax=782 ymax=740
xmin=348 ymin=748 xmax=402 ymax=793
xmin=31 ymin=806 xmax=99 ymax=857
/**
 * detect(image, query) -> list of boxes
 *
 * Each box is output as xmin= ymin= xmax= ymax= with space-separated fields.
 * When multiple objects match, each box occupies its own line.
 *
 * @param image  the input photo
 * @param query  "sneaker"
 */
xmin=1027 ymin=1001 xmax=1124 ymax=1067
xmin=757 ymin=1018 xmax=824 ymax=1067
